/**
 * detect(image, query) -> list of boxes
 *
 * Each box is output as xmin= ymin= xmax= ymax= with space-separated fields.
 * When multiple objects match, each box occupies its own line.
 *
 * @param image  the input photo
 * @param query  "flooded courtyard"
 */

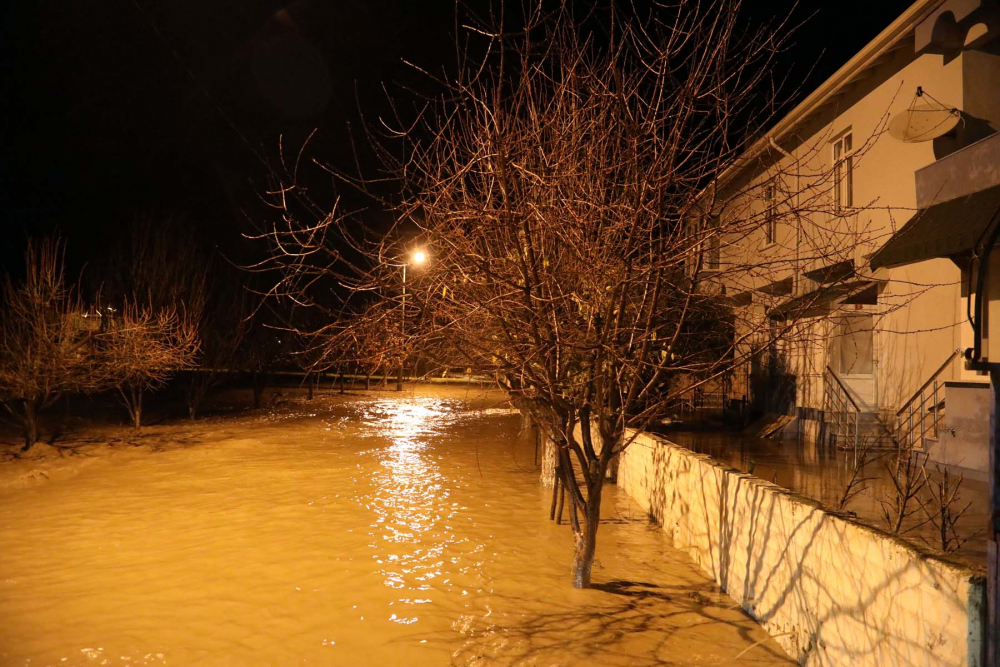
xmin=664 ymin=429 xmax=990 ymax=566
xmin=0 ymin=387 xmax=792 ymax=666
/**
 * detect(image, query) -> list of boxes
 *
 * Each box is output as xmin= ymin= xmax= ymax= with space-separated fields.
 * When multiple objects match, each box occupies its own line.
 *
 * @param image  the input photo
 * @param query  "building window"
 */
xmin=833 ymin=132 xmax=853 ymax=210
xmin=764 ymin=183 xmax=776 ymax=245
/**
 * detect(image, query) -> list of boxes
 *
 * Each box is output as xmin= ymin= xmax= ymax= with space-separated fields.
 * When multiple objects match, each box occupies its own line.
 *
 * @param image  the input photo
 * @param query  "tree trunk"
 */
xmin=307 ymin=372 xmax=315 ymax=400
xmin=186 ymin=378 xmax=206 ymax=420
xmin=252 ymin=371 xmax=265 ymax=409
xmin=339 ymin=370 xmax=346 ymax=394
xmin=571 ymin=481 xmax=603 ymax=589
xmin=539 ymin=431 xmax=558 ymax=487
xmin=607 ymin=452 xmax=620 ymax=483
xmin=130 ymin=386 xmax=143 ymax=431
xmin=20 ymin=399 xmax=39 ymax=452
xmin=365 ymin=373 xmax=371 ymax=390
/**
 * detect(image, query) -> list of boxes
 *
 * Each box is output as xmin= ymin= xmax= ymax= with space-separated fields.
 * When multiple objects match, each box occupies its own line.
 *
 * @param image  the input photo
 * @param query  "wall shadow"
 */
xmin=617 ymin=431 xmax=986 ymax=667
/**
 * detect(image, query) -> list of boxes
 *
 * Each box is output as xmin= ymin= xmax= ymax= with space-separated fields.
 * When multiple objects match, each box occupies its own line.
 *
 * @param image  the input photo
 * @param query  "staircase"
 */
xmin=822 ymin=367 xmax=895 ymax=449
xmin=894 ymin=350 xmax=960 ymax=451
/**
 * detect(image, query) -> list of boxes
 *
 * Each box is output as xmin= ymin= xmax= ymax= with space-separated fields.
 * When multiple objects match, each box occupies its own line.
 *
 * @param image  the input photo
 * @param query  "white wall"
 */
xmin=617 ymin=430 xmax=986 ymax=667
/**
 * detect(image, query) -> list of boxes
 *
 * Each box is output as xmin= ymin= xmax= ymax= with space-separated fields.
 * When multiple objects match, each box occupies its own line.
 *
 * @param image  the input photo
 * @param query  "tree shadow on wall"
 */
xmin=636 ymin=436 xmax=980 ymax=666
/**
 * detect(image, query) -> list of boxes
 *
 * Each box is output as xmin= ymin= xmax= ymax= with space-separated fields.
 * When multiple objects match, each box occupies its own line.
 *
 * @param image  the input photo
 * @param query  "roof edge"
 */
xmin=767 ymin=0 xmax=946 ymax=145
xmin=709 ymin=0 xmax=948 ymax=193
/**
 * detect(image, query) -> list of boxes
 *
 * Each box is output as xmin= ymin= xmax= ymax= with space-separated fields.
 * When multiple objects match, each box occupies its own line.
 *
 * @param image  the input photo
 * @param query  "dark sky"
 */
xmin=2 ymin=0 xmax=916 ymax=276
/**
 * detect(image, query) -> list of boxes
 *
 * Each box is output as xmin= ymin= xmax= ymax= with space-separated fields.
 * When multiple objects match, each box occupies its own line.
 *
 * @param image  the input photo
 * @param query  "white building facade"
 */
xmin=715 ymin=0 xmax=1000 ymax=475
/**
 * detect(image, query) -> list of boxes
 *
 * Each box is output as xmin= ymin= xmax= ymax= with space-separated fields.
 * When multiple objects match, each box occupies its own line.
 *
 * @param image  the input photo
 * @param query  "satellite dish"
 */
xmin=888 ymin=102 xmax=961 ymax=142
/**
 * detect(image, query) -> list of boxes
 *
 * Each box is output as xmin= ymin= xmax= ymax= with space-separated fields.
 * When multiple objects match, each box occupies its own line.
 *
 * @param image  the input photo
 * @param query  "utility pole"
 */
xmin=394 ymin=249 xmax=426 ymax=392
xmin=397 ymin=263 xmax=406 ymax=392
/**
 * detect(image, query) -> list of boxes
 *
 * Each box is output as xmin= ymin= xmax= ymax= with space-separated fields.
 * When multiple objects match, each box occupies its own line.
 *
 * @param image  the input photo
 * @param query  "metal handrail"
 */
xmin=895 ymin=349 xmax=960 ymax=416
xmin=895 ymin=349 xmax=959 ymax=449
xmin=825 ymin=365 xmax=862 ymax=412
xmin=824 ymin=366 xmax=861 ymax=449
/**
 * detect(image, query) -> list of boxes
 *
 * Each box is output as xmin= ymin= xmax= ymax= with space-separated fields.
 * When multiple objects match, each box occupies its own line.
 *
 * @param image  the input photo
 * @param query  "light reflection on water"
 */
xmin=0 ymin=390 xmax=792 ymax=666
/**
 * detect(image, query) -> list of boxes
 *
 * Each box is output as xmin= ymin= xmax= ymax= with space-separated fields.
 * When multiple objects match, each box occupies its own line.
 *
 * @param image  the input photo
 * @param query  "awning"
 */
xmin=756 ymin=276 xmax=794 ymax=296
xmin=869 ymin=183 xmax=1000 ymax=270
xmin=803 ymin=259 xmax=854 ymax=284
xmin=723 ymin=290 xmax=754 ymax=307
xmin=768 ymin=280 xmax=873 ymax=318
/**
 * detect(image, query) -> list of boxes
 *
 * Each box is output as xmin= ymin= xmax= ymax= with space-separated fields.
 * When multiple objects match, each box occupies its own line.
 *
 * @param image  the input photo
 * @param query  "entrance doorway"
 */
xmin=830 ymin=313 xmax=875 ymax=409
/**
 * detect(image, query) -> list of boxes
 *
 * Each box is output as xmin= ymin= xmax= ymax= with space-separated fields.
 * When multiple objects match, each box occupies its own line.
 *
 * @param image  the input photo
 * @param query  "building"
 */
xmin=710 ymin=0 xmax=1000 ymax=476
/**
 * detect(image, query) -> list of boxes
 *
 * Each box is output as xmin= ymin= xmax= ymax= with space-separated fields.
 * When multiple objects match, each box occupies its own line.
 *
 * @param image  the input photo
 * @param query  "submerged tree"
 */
xmin=101 ymin=302 xmax=199 ymax=430
xmin=239 ymin=306 xmax=293 ymax=409
xmin=0 ymin=239 xmax=112 ymax=450
xmin=260 ymin=0 xmax=886 ymax=588
xmin=183 ymin=271 xmax=247 ymax=419
xmin=370 ymin=2 xmax=812 ymax=588
xmin=106 ymin=216 xmax=245 ymax=421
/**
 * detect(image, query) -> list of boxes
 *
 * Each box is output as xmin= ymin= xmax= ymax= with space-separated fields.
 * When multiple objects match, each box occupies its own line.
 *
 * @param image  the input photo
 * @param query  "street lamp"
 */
xmin=397 ymin=249 xmax=427 ymax=391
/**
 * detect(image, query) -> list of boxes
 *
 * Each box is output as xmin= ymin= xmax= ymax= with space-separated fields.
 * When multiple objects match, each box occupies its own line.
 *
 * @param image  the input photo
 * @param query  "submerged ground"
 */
xmin=666 ymin=429 xmax=988 ymax=566
xmin=0 ymin=386 xmax=792 ymax=666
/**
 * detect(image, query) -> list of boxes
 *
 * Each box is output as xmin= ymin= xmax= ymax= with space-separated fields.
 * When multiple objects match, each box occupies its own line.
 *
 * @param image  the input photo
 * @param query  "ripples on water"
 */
xmin=0 ymin=391 xmax=791 ymax=666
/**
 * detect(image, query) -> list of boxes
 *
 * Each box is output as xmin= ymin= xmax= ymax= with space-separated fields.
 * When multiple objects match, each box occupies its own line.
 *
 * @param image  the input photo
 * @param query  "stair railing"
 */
xmin=895 ymin=349 xmax=960 ymax=450
xmin=823 ymin=366 xmax=861 ymax=449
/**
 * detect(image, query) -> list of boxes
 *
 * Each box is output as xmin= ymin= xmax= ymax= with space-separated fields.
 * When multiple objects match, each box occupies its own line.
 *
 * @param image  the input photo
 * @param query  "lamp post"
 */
xmin=397 ymin=249 xmax=427 ymax=391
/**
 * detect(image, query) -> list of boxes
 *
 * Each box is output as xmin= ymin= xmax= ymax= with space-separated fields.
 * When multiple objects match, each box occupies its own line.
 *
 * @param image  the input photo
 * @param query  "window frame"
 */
xmin=763 ymin=182 xmax=777 ymax=246
xmin=692 ymin=214 xmax=722 ymax=273
xmin=833 ymin=132 xmax=854 ymax=211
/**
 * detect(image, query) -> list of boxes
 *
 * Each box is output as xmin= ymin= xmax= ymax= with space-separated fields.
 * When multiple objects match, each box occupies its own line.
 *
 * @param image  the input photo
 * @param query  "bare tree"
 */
xmin=346 ymin=301 xmax=410 ymax=389
xmin=183 ymin=274 xmax=247 ymax=419
xmin=836 ymin=435 xmax=884 ymax=512
xmin=258 ymin=1 xmax=889 ymax=588
xmin=102 ymin=302 xmax=199 ymax=430
xmin=110 ymin=215 xmax=210 ymax=322
xmin=107 ymin=216 xmax=247 ymax=420
xmin=0 ymin=238 xmax=113 ymax=450
xmin=239 ymin=308 xmax=293 ymax=409
xmin=878 ymin=446 xmax=929 ymax=536
xmin=922 ymin=464 xmax=977 ymax=554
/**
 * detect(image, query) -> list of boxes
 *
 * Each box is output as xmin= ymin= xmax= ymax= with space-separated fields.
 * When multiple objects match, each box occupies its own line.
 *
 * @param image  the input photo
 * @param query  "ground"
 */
xmin=0 ymin=384 xmax=793 ymax=666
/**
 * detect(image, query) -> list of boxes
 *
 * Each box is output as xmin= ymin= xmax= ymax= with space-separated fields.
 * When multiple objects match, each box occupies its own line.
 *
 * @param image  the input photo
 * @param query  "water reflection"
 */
xmin=0 ymin=389 xmax=793 ymax=666
xmin=363 ymin=398 xmax=459 ymax=625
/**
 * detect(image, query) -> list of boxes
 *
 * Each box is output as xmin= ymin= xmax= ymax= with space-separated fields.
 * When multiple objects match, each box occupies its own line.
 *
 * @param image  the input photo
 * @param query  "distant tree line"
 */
xmin=0 ymin=218 xmax=294 ymax=452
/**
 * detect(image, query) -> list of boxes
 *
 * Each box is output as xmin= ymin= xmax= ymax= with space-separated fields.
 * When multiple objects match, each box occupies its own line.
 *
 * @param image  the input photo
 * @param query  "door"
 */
xmin=831 ymin=314 xmax=875 ymax=409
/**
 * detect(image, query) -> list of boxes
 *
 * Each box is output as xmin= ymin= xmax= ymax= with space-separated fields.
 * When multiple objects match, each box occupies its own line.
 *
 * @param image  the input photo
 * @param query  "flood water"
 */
xmin=663 ymin=430 xmax=989 ymax=567
xmin=0 ymin=387 xmax=792 ymax=666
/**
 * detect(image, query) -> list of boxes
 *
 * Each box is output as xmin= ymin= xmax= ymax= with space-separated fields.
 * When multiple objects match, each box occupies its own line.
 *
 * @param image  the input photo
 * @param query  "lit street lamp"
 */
xmin=397 ymin=249 xmax=427 ymax=391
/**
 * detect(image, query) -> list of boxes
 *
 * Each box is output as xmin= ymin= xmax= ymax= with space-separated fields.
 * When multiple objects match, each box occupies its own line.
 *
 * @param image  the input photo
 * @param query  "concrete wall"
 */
xmin=617 ymin=429 xmax=986 ymax=667
xmin=933 ymin=382 xmax=992 ymax=475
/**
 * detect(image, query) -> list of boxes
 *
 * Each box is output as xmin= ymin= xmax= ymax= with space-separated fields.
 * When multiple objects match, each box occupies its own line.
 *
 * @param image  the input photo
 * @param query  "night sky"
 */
xmin=3 ymin=0 xmax=916 ymax=278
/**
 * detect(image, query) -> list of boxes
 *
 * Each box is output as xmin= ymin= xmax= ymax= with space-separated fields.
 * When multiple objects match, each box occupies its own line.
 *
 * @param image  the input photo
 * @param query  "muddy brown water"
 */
xmin=0 ymin=388 xmax=792 ymax=666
